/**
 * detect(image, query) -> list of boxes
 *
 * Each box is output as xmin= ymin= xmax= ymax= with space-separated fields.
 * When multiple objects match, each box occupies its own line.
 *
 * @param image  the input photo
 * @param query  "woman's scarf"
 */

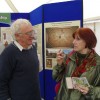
xmin=71 ymin=49 xmax=96 ymax=77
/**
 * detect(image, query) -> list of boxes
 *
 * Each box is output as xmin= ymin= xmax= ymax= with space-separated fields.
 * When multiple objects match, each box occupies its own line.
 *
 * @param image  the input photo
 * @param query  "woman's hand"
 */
xmin=56 ymin=49 xmax=64 ymax=66
xmin=74 ymin=84 xmax=89 ymax=95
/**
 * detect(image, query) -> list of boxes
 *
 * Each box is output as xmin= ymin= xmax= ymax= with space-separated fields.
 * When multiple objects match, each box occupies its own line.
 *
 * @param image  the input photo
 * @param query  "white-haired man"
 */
xmin=0 ymin=19 xmax=41 ymax=100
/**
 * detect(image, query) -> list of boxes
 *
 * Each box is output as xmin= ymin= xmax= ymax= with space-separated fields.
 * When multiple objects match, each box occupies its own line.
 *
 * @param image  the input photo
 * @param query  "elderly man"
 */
xmin=0 ymin=19 xmax=41 ymax=100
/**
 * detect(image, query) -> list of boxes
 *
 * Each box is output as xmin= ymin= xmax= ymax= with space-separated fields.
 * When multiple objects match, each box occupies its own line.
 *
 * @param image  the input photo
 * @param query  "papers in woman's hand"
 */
xmin=66 ymin=77 xmax=90 ymax=89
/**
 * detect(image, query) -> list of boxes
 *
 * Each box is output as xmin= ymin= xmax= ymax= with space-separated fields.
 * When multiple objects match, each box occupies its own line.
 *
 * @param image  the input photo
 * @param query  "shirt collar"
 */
xmin=14 ymin=41 xmax=32 ymax=51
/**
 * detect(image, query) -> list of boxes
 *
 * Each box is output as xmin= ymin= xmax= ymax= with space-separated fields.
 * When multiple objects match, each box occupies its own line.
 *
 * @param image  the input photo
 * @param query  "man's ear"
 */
xmin=15 ymin=33 xmax=20 ymax=40
xmin=15 ymin=33 xmax=19 ymax=37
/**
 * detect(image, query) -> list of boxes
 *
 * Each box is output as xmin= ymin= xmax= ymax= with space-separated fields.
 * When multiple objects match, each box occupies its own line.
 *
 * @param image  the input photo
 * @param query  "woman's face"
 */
xmin=73 ymin=34 xmax=87 ymax=54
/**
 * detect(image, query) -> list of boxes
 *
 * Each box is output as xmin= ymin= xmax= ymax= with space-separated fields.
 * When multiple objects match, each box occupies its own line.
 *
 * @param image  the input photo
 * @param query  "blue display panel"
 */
xmin=0 ymin=23 xmax=10 ymax=27
xmin=11 ymin=13 xmax=29 ymax=21
xmin=43 ymin=0 xmax=83 ymax=26
xmin=30 ymin=6 xmax=45 ymax=99
xmin=43 ymin=1 xmax=83 ymax=100
xmin=30 ymin=6 xmax=43 ymax=25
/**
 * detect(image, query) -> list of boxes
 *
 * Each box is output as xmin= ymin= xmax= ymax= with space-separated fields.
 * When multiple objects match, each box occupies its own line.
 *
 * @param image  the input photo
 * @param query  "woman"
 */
xmin=52 ymin=28 xmax=100 ymax=100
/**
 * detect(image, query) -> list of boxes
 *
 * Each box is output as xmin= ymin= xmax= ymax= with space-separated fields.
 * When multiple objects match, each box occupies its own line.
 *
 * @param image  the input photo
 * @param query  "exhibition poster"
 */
xmin=44 ymin=20 xmax=80 ymax=70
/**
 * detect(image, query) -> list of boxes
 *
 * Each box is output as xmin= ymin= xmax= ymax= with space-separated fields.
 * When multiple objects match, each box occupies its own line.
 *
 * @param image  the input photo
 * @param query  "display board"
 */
xmin=30 ymin=6 xmax=45 ymax=99
xmin=43 ymin=0 xmax=83 ymax=100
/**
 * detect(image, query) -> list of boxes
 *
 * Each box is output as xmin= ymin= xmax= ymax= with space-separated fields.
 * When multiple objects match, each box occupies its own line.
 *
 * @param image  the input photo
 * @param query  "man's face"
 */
xmin=16 ymin=24 xmax=34 ymax=48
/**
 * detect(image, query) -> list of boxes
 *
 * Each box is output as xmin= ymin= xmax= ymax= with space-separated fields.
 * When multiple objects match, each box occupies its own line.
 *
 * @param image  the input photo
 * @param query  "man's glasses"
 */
xmin=18 ymin=30 xmax=36 ymax=38
xmin=25 ymin=30 xmax=35 ymax=36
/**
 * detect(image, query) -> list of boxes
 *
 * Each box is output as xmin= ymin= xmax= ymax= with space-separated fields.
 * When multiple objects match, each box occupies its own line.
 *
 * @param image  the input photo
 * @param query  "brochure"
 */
xmin=66 ymin=77 xmax=90 ymax=89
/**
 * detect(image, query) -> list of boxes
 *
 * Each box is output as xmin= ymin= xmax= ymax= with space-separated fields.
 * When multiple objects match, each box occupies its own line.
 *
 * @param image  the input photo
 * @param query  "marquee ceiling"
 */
xmin=0 ymin=0 xmax=100 ymax=19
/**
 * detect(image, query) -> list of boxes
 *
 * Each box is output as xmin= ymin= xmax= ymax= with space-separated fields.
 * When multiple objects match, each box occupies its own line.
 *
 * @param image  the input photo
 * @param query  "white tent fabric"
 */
xmin=1 ymin=0 xmax=70 ymax=13
xmin=0 ymin=0 xmax=100 ymax=19
xmin=83 ymin=0 xmax=100 ymax=19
